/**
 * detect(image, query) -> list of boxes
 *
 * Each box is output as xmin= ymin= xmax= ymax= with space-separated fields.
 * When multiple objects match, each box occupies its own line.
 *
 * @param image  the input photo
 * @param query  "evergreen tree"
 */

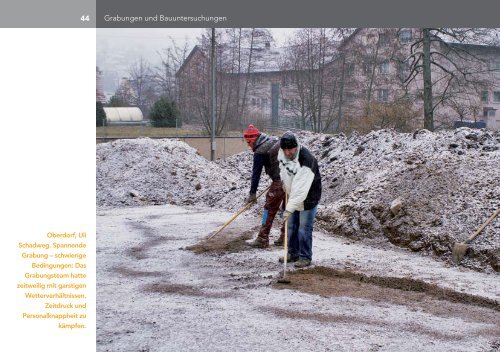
xmin=96 ymin=102 xmax=106 ymax=127
xmin=150 ymin=98 xmax=181 ymax=128
xmin=108 ymin=95 xmax=128 ymax=107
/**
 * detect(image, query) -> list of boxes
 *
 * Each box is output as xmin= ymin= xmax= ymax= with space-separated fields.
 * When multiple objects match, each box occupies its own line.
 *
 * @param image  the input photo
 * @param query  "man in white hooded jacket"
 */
xmin=278 ymin=132 xmax=322 ymax=268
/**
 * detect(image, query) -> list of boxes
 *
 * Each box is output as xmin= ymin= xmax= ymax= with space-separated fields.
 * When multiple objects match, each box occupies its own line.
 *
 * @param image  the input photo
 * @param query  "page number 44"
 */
xmin=81 ymin=15 xmax=90 ymax=21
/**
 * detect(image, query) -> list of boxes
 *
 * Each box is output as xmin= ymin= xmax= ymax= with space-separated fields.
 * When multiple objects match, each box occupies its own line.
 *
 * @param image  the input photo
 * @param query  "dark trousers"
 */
xmin=287 ymin=206 xmax=317 ymax=260
xmin=257 ymin=180 xmax=285 ymax=243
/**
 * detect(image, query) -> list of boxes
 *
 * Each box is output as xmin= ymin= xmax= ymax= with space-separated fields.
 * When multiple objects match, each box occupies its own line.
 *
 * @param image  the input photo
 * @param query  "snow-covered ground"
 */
xmin=96 ymin=128 xmax=499 ymax=350
xmin=97 ymin=205 xmax=499 ymax=352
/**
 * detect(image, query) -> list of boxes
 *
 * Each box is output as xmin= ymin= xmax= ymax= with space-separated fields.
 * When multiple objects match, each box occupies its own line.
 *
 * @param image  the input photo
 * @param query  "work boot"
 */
xmin=248 ymin=237 xmax=269 ymax=248
xmin=273 ymin=237 xmax=284 ymax=246
xmin=278 ymin=254 xmax=299 ymax=263
xmin=294 ymin=259 xmax=311 ymax=268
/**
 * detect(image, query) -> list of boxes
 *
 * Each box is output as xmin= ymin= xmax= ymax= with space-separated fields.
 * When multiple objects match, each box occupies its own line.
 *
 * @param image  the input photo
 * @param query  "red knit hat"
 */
xmin=243 ymin=124 xmax=260 ymax=142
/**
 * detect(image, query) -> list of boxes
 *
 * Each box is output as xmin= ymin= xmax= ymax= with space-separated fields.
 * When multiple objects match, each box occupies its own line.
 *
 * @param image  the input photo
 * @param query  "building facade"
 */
xmin=176 ymin=28 xmax=500 ymax=132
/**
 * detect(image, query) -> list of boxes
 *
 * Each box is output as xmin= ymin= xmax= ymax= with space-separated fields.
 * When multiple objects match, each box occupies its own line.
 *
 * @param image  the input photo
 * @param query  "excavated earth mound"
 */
xmin=96 ymin=138 xmax=246 ymax=209
xmin=301 ymin=128 xmax=499 ymax=272
xmin=96 ymin=128 xmax=499 ymax=271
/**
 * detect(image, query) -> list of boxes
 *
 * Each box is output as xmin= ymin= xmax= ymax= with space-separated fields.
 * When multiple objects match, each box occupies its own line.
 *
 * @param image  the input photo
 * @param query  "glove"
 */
xmin=245 ymin=193 xmax=257 ymax=204
xmin=283 ymin=210 xmax=293 ymax=220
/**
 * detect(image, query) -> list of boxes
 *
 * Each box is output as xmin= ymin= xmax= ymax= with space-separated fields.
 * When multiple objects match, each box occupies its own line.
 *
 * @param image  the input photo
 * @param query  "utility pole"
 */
xmin=210 ymin=28 xmax=216 ymax=161
xmin=422 ymin=28 xmax=434 ymax=131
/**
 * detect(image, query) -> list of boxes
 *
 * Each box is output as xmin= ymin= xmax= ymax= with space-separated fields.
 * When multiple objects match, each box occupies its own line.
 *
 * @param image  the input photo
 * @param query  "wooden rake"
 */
xmin=207 ymin=184 xmax=271 ymax=241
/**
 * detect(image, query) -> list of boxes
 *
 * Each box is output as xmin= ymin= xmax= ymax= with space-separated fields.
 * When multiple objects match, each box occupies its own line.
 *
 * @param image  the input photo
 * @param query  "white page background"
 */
xmin=0 ymin=28 xmax=96 ymax=351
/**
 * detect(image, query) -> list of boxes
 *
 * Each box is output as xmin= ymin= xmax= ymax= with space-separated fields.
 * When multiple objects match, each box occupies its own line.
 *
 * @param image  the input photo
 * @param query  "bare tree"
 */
xmin=176 ymin=28 xmax=266 ymax=135
xmin=403 ymin=28 xmax=499 ymax=130
xmin=333 ymin=28 xmax=498 ymax=132
xmin=128 ymin=57 xmax=156 ymax=114
xmin=347 ymin=29 xmax=420 ymax=132
xmin=154 ymin=37 xmax=190 ymax=102
xmin=220 ymin=28 xmax=263 ymax=130
xmin=282 ymin=28 xmax=338 ymax=132
xmin=112 ymin=78 xmax=134 ymax=106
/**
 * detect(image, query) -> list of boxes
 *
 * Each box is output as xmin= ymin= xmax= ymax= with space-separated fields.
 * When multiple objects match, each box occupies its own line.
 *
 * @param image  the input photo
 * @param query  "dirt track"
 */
xmin=97 ymin=204 xmax=499 ymax=352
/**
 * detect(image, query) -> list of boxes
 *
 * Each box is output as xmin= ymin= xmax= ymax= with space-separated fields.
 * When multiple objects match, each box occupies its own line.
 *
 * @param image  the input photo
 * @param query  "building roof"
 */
xmin=177 ymin=37 xmax=344 ymax=76
xmin=175 ymin=45 xmax=206 ymax=77
xmin=177 ymin=29 xmax=500 ymax=78
xmin=442 ymin=41 xmax=500 ymax=55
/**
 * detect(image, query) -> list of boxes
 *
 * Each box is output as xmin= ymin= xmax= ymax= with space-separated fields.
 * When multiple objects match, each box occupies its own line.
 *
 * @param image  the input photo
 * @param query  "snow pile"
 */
xmin=96 ymin=138 xmax=247 ymax=208
xmin=96 ymin=128 xmax=499 ymax=271
xmin=301 ymin=128 xmax=499 ymax=271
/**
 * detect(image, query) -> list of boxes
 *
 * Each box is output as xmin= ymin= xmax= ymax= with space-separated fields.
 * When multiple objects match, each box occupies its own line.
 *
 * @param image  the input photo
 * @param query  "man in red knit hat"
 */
xmin=243 ymin=124 xmax=285 ymax=248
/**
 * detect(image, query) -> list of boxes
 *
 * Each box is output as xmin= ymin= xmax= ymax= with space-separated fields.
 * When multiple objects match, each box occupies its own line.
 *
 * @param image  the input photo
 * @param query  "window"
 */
xmin=282 ymin=98 xmax=290 ymax=110
xmin=484 ymin=108 xmax=496 ymax=117
xmin=282 ymin=75 xmax=289 ymax=87
xmin=494 ymin=91 xmax=500 ymax=103
xmin=363 ymin=61 xmax=373 ymax=75
xmin=398 ymin=61 xmax=410 ymax=80
xmin=344 ymin=92 xmax=355 ymax=102
xmin=345 ymin=62 xmax=355 ymax=76
xmin=378 ymin=89 xmax=389 ymax=102
xmin=481 ymin=90 xmax=489 ymax=103
xmin=379 ymin=61 xmax=390 ymax=74
xmin=261 ymin=98 xmax=268 ymax=107
xmin=399 ymin=30 xmax=412 ymax=44
xmin=252 ymin=75 xmax=262 ymax=85
xmin=285 ymin=98 xmax=300 ymax=109
xmin=378 ymin=33 xmax=389 ymax=46
xmin=251 ymin=98 xmax=256 ymax=106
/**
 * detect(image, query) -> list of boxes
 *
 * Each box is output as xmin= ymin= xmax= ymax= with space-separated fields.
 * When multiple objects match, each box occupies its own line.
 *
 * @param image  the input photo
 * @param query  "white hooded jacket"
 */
xmin=278 ymin=144 xmax=322 ymax=213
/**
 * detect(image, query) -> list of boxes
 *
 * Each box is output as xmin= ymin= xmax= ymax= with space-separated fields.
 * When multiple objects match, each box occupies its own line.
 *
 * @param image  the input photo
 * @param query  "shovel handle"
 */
xmin=207 ymin=184 xmax=271 ymax=240
xmin=283 ymin=193 xmax=288 ymax=276
xmin=467 ymin=208 xmax=500 ymax=243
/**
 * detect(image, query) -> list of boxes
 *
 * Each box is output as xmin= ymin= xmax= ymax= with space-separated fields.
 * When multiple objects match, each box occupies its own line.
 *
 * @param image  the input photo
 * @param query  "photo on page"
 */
xmin=96 ymin=27 xmax=500 ymax=351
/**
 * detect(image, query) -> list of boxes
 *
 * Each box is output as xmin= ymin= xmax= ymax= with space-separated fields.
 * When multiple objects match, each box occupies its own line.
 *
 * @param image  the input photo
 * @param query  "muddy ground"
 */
xmin=97 ymin=204 xmax=499 ymax=352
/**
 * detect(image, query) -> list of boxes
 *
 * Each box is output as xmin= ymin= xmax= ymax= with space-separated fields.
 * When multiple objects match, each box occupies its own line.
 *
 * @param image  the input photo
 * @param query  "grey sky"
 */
xmin=96 ymin=28 xmax=298 ymax=96
xmin=97 ymin=28 xmax=295 ymax=48
xmin=96 ymin=28 xmax=296 ymax=69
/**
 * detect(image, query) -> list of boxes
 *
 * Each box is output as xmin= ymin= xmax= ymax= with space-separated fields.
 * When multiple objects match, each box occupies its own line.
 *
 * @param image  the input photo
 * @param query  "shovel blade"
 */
xmin=452 ymin=242 xmax=469 ymax=264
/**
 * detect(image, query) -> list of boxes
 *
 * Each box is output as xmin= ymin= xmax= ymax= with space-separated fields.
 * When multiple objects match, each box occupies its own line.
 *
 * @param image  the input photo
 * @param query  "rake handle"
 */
xmin=207 ymin=184 xmax=271 ymax=240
